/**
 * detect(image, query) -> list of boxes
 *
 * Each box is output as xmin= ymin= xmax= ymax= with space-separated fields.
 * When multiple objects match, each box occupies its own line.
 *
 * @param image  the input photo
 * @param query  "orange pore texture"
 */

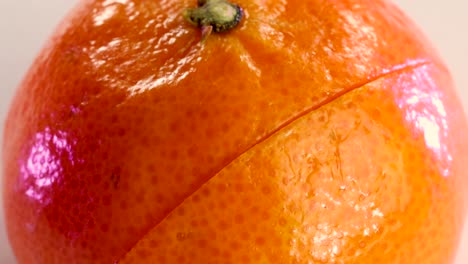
xmin=2 ymin=0 xmax=468 ymax=263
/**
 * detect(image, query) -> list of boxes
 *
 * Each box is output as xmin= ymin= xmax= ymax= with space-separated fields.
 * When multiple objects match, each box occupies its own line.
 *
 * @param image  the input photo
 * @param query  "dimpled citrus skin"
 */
xmin=2 ymin=0 xmax=468 ymax=263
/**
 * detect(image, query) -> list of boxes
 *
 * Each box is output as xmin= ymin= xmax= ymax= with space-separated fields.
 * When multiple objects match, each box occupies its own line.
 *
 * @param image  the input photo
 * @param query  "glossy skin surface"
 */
xmin=2 ymin=0 xmax=468 ymax=263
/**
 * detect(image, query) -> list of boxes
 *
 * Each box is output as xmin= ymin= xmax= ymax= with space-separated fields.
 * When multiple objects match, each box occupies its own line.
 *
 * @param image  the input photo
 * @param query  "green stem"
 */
xmin=184 ymin=0 xmax=243 ymax=34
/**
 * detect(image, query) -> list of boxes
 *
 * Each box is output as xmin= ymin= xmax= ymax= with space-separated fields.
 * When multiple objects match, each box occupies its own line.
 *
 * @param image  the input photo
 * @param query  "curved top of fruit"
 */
xmin=3 ymin=0 xmax=468 ymax=263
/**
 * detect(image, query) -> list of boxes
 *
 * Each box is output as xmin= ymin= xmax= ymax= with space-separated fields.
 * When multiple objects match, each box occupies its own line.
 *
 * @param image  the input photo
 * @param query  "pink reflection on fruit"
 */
xmin=19 ymin=127 xmax=75 ymax=204
xmin=392 ymin=64 xmax=452 ymax=177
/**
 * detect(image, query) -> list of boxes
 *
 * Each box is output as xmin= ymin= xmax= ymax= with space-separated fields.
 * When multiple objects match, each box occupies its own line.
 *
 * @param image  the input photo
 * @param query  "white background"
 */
xmin=0 ymin=0 xmax=467 ymax=263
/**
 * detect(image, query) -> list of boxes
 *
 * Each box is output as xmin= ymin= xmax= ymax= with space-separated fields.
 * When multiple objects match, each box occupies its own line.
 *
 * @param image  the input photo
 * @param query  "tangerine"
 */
xmin=2 ymin=0 xmax=468 ymax=263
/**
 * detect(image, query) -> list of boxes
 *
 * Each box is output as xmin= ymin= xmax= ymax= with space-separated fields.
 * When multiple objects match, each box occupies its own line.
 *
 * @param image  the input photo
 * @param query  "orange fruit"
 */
xmin=2 ymin=0 xmax=468 ymax=263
